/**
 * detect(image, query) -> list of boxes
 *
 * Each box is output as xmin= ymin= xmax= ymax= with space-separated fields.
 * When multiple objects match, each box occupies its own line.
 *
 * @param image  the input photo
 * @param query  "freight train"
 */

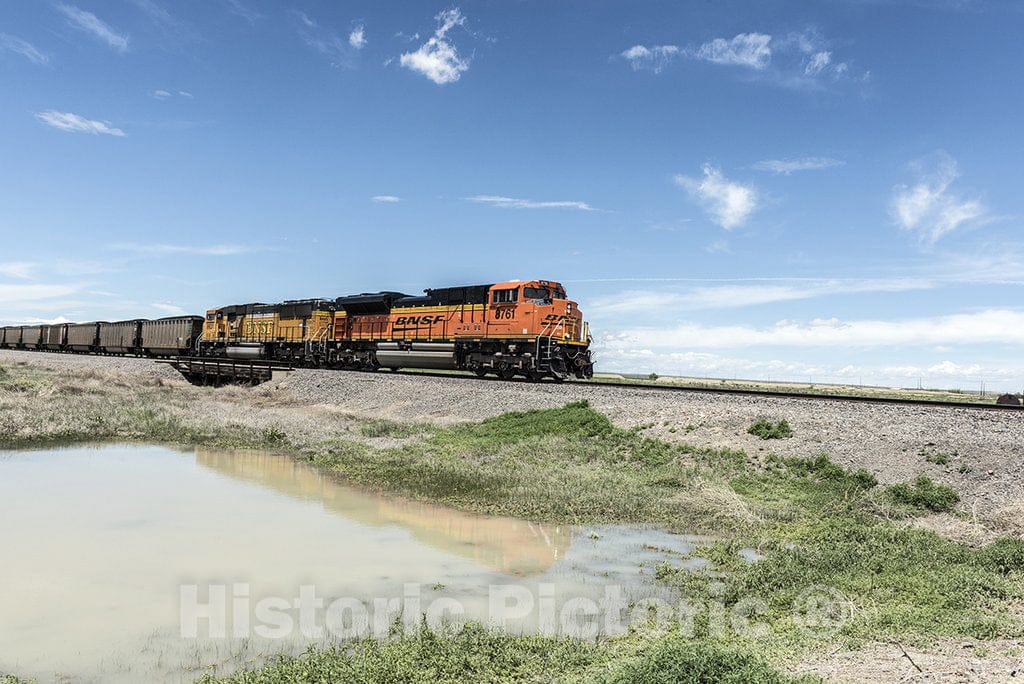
xmin=0 ymin=279 xmax=594 ymax=381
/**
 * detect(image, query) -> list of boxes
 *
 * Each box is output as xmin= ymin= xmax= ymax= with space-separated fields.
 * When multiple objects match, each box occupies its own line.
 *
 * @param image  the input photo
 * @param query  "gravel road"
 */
xmin=3 ymin=350 xmax=1021 ymax=521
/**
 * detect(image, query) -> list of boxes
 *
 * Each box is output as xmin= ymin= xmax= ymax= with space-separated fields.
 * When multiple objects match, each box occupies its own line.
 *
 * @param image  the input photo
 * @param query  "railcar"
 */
xmin=98 ymin=320 xmax=143 ymax=354
xmin=199 ymin=279 xmax=593 ymax=380
xmin=67 ymin=323 xmax=100 ymax=352
xmin=41 ymin=324 xmax=67 ymax=351
xmin=140 ymin=316 xmax=204 ymax=357
xmin=21 ymin=326 xmax=42 ymax=350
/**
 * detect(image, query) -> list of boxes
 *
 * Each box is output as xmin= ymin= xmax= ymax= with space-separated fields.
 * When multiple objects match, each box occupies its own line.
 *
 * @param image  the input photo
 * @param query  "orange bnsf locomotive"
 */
xmin=198 ymin=279 xmax=594 ymax=381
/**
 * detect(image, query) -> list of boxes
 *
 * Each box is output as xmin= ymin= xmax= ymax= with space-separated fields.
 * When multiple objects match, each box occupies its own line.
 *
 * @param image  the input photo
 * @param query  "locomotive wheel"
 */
xmin=497 ymin=367 xmax=515 ymax=381
xmin=474 ymin=369 xmax=488 ymax=378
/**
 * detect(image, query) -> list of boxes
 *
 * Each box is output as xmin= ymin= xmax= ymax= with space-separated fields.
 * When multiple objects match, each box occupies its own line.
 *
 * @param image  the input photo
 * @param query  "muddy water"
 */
xmin=0 ymin=445 xmax=702 ymax=682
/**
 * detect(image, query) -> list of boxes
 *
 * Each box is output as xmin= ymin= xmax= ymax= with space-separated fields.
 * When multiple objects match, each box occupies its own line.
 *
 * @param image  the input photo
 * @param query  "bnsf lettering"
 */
xmin=543 ymin=314 xmax=571 ymax=322
xmin=394 ymin=315 xmax=446 ymax=326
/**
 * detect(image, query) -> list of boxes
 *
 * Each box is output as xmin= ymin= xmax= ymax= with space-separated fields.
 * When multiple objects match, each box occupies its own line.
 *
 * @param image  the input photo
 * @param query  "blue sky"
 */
xmin=2 ymin=0 xmax=1023 ymax=390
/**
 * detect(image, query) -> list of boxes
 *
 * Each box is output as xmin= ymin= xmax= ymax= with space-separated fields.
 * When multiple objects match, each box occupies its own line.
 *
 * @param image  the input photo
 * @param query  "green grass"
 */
xmin=658 ymin=455 xmax=1024 ymax=651
xmin=884 ymin=476 xmax=960 ymax=513
xmin=748 ymin=419 xmax=793 ymax=440
xmin=597 ymin=637 xmax=817 ymax=684
xmin=197 ymin=624 xmax=812 ymax=684
xmin=304 ymin=400 xmax=718 ymax=524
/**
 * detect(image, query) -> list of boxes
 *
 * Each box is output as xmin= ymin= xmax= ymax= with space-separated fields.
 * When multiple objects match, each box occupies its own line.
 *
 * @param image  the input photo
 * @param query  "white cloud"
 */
xmin=222 ymin=0 xmax=259 ymax=24
xmin=0 ymin=283 xmax=81 ymax=304
xmin=804 ymin=50 xmax=831 ymax=76
xmin=593 ymin=346 xmax=1024 ymax=390
xmin=349 ymin=25 xmax=366 ymax=49
xmin=464 ymin=195 xmax=598 ymax=211
xmin=294 ymin=11 xmax=357 ymax=68
xmin=0 ymin=262 xmax=37 ymax=280
xmin=109 ymin=243 xmax=254 ymax=256
xmin=152 ymin=89 xmax=192 ymax=100
xmin=151 ymin=302 xmax=187 ymax=315
xmin=601 ymin=309 xmax=1024 ymax=350
xmin=891 ymin=152 xmax=986 ymax=244
xmin=695 ymin=33 xmax=772 ymax=69
xmin=371 ymin=195 xmax=401 ymax=203
xmin=0 ymin=33 xmax=50 ymax=65
xmin=621 ymin=29 xmax=862 ymax=88
xmin=588 ymin=278 xmax=935 ymax=317
xmin=4 ymin=315 xmax=76 ymax=325
xmin=35 ymin=111 xmax=126 ymax=137
xmin=674 ymin=165 xmax=758 ymax=229
xmin=753 ymin=157 xmax=843 ymax=174
xmin=57 ymin=4 xmax=129 ymax=52
xmin=619 ymin=44 xmax=680 ymax=72
xmin=400 ymin=8 xmax=469 ymax=85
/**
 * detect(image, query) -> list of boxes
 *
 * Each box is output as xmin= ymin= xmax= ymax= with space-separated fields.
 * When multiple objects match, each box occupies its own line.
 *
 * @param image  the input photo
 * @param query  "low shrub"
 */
xmin=748 ymin=419 xmax=793 ymax=440
xmin=885 ymin=476 xmax=959 ymax=512
xmin=599 ymin=638 xmax=815 ymax=683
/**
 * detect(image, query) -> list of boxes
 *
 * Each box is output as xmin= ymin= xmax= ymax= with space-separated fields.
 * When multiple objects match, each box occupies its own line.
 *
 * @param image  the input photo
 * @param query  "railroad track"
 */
xmin=401 ymin=371 xmax=1023 ymax=412
xmin=566 ymin=378 xmax=1024 ymax=412
xmin=173 ymin=357 xmax=1021 ymax=412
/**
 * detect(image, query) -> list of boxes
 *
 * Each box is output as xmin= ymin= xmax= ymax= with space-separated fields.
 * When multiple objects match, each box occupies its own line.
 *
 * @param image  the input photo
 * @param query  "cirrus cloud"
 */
xmin=753 ymin=157 xmax=844 ymax=174
xmin=0 ymin=33 xmax=50 ymax=65
xmin=464 ymin=195 xmax=598 ymax=211
xmin=35 ymin=111 xmax=126 ymax=137
xmin=57 ymin=3 xmax=129 ymax=52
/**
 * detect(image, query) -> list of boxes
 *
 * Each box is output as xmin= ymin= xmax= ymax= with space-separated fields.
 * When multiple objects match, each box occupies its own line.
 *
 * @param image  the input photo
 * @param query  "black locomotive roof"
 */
xmin=423 ymin=284 xmax=494 ymax=306
xmin=221 ymin=303 xmax=268 ymax=316
xmin=393 ymin=295 xmax=434 ymax=308
xmin=335 ymin=291 xmax=409 ymax=315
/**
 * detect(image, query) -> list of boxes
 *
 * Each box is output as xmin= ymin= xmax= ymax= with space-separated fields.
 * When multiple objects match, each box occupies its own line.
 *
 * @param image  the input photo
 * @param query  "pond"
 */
xmin=0 ymin=444 xmax=705 ymax=682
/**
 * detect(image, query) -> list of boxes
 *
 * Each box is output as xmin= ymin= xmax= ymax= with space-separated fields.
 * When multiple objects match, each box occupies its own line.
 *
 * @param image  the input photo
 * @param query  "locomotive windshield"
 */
xmin=523 ymin=286 xmax=551 ymax=302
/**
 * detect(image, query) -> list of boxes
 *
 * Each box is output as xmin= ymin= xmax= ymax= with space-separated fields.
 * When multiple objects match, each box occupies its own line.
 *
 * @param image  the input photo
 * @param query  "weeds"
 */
xmin=199 ymin=623 xmax=608 ymax=683
xmin=598 ymin=638 xmax=816 ymax=684
xmin=311 ymin=401 xmax=696 ymax=524
xmin=197 ymin=623 xmax=810 ymax=684
xmin=748 ymin=419 xmax=793 ymax=440
xmin=922 ymin=449 xmax=955 ymax=466
xmin=885 ymin=476 xmax=960 ymax=512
